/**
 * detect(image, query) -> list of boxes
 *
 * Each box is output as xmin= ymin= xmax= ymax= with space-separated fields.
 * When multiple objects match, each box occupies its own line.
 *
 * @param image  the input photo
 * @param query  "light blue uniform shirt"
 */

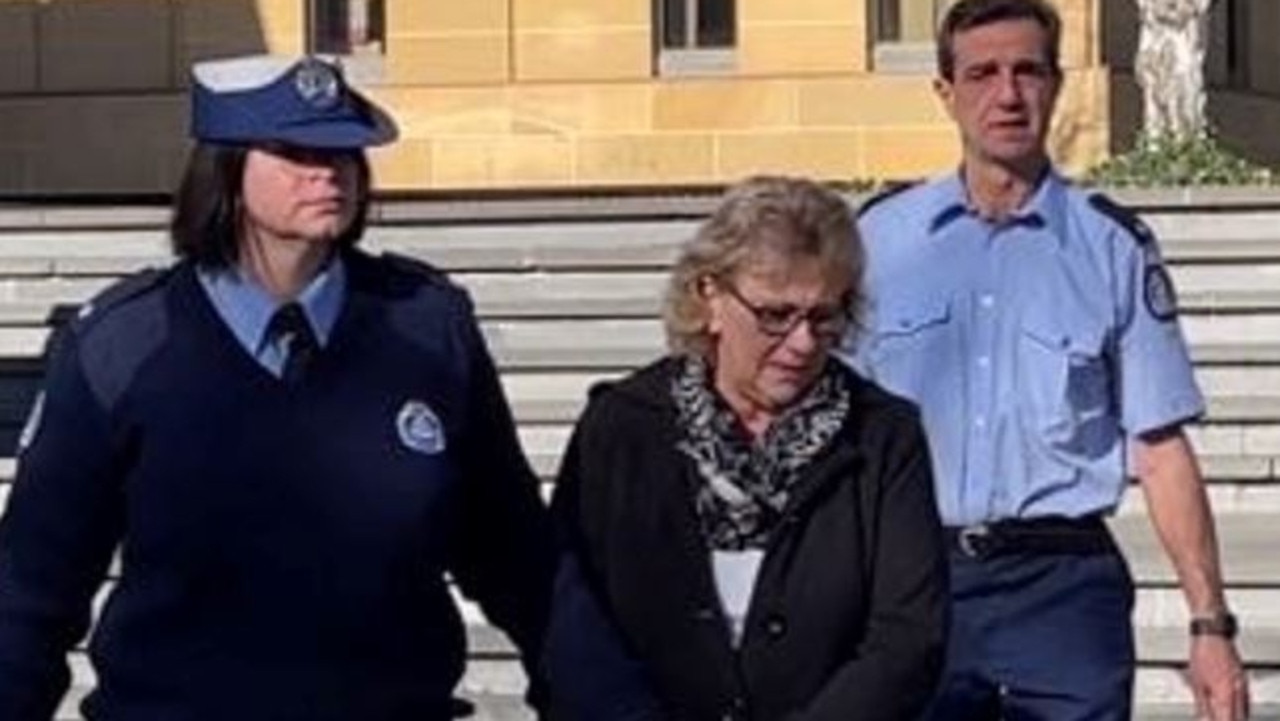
xmin=844 ymin=171 xmax=1204 ymax=526
xmin=197 ymin=258 xmax=346 ymax=378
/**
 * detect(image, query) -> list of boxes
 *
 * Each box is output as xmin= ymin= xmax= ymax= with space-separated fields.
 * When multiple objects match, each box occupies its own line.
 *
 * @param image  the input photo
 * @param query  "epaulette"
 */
xmin=857 ymin=180 xmax=922 ymax=218
xmin=72 ymin=266 xmax=172 ymax=332
xmin=381 ymin=251 xmax=453 ymax=288
xmin=586 ymin=378 xmax=618 ymax=401
xmin=1087 ymin=193 xmax=1157 ymax=247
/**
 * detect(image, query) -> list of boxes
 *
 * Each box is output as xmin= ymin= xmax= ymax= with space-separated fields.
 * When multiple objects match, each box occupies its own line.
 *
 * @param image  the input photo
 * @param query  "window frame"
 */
xmin=306 ymin=0 xmax=386 ymax=83
xmin=870 ymin=0 xmax=949 ymax=74
xmin=654 ymin=0 xmax=737 ymax=78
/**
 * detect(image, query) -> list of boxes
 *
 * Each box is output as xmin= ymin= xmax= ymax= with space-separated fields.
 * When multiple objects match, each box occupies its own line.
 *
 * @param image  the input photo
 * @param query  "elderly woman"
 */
xmin=0 ymin=55 xmax=550 ymax=719
xmin=545 ymin=176 xmax=948 ymax=721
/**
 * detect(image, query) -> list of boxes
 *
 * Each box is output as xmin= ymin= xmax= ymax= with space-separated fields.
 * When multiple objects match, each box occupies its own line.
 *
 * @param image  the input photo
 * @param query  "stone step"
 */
xmin=1199 ymin=367 xmax=1280 ymax=395
xmin=1186 ymin=424 xmax=1280 ymax=459
xmin=1136 ymin=668 xmax=1280 ymax=711
xmin=1115 ymin=482 xmax=1280 ymax=515
xmin=1165 ymin=237 xmax=1280 ymax=264
xmin=3 ymin=276 xmax=1280 ymax=327
xmin=1174 ymin=263 xmax=1280 ymax=289
xmin=1138 ymin=706 xmax=1280 ymax=721
xmin=1194 ymin=342 xmax=1280 ymax=366
xmin=1133 ymin=587 xmax=1280 ymax=629
xmin=1139 ymin=625 xmax=1280 ymax=666
xmin=1207 ymin=397 xmax=1280 ymax=424
xmin=0 ymin=213 xmax=1278 ymax=279
xmin=1110 ymin=513 xmax=1280 ymax=586
xmin=1144 ymin=209 xmax=1280 ymax=245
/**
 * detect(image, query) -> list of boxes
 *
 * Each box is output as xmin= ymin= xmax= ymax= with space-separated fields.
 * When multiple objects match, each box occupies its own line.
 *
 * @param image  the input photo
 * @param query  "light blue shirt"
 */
xmin=197 ymin=258 xmax=346 ymax=378
xmin=843 ymin=171 xmax=1204 ymax=526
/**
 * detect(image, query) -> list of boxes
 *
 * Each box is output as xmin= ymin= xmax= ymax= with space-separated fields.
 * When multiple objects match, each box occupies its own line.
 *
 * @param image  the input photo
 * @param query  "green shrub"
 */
xmin=1085 ymin=133 xmax=1275 ymax=188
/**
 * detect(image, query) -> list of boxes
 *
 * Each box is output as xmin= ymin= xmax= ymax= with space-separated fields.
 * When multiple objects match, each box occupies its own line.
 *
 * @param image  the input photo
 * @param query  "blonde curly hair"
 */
xmin=662 ymin=176 xmax=865 ymax=358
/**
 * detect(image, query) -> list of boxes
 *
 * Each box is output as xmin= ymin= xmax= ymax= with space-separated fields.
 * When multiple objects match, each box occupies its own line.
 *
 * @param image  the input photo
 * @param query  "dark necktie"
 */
xmin=266 ymin=302 xmax=318 ymax=383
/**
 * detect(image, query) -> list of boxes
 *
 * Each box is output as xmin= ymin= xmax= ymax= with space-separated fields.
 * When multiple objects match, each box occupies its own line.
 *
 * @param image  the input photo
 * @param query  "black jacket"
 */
xmin=546 ymin=357 xmax=948 ymax=721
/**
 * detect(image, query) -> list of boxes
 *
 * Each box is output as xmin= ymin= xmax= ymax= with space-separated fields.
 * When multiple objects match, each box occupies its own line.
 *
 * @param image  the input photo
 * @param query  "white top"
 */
xmin=711 ymin=549 xmax=764 ymax=648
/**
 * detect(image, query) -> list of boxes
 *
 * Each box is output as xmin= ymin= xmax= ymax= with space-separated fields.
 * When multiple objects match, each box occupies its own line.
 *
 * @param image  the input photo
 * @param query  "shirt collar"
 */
xmin=198 ymin=255 xmax=346 ymax=353
xmin=928 ymin=167 xmax=1070 ymax=245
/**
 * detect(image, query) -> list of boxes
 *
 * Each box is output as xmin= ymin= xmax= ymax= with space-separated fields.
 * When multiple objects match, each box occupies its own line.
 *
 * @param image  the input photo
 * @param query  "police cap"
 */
xmin=190 ymin=54 xmax=397 ymax=149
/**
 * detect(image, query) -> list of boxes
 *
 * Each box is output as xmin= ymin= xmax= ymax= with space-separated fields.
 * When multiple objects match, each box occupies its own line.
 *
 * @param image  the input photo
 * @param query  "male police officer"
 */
xmin=845 ymin=1 xmax=1249 ymax=719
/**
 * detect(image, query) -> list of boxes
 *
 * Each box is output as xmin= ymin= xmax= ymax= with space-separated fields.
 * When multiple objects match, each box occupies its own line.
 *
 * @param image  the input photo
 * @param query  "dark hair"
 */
xmin=936 ymin=0 xmax=1062 ymax=81
xmin=169 ymin=143 xmax=372 ymax=268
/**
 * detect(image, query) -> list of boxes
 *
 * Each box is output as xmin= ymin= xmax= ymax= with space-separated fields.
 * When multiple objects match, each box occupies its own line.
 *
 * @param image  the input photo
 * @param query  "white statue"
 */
xmin=1134 ymin=0 xmax=1213 ymax=139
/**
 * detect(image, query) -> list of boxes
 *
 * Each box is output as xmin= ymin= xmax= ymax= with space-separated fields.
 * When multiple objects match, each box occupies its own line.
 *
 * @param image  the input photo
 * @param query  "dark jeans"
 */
xmin=923 ymin=548 xmax=1136 ymax=720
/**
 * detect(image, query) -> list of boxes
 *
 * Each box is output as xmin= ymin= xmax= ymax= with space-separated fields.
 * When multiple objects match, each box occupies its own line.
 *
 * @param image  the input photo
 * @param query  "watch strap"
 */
xmin=1189 ymin=611 xmax=1239 ymax=639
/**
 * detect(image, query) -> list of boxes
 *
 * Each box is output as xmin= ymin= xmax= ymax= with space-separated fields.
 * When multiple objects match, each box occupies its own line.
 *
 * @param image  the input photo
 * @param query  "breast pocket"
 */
xmin=866 ymin=297 xmax=952 ymax=398
xmin=1017 ymin=317 xmax=1116 ymax=453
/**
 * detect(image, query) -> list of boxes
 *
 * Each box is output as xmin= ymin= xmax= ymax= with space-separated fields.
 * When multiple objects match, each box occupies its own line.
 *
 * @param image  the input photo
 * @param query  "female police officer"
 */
xmin=0 ymin=55 xmax=551 ymax=720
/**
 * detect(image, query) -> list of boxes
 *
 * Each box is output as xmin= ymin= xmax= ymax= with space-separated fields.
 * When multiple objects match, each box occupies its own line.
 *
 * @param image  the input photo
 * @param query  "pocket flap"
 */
xmin=873 ymin=296 xmax=950 ymax=336
xmin=1021 ymin=315 xmax=1104 ymax=355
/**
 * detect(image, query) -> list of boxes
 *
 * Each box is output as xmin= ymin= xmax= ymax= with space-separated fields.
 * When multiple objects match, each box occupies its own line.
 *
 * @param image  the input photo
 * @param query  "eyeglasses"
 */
xmin=720 ymin=282 xmax=850 ymax=340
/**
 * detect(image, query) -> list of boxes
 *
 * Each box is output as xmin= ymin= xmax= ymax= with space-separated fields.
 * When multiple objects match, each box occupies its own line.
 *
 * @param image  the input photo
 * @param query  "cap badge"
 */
xmin=396 ymin=399 xmax=446 ymax=455
xmin=293 ymin=58 xmax=341 ymax=110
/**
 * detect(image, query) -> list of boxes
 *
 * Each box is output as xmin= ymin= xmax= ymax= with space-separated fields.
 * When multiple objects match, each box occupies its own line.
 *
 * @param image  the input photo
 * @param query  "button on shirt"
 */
xmin=843 ymin=171 xmax=1204 ymax=526
xmin=198 ymin=258 xmax=345 ymax=377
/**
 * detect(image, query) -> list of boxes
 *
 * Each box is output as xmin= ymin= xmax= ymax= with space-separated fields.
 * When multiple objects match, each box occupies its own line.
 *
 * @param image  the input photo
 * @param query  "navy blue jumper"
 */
xmin=0 ymin=250 xmax=552 ymax=720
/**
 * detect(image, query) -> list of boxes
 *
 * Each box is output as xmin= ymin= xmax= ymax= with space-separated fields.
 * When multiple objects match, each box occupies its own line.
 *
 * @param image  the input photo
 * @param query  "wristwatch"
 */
xmin=1189 ymin=611 xmax=1239 ymax=640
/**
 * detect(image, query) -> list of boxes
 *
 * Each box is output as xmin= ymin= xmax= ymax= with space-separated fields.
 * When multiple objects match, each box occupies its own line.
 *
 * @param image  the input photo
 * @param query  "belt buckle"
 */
xmin=957 ymin=523 xmax=993 ymax=559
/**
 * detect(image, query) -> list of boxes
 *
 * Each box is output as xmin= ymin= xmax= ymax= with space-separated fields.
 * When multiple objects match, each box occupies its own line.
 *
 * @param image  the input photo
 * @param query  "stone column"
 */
xmin=1134 ymin=0 xmax=1215 ymax=139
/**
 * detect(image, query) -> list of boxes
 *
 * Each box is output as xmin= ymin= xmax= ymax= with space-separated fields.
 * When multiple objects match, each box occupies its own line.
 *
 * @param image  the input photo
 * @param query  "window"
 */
xmin=1205 ymin=0 xmax=1250 ymax=90
xmin=309 ymin=0 xmax=385 ymax=56
xmin=1222 ymin=0 xmax=1249 ymax=89
xmin=308 ymin=0 xmax=384 ymax=82
xmin=872 ymin=0 xmax=950 ymax=74
xmin=655 ymin=0 xmax=736 ymax=76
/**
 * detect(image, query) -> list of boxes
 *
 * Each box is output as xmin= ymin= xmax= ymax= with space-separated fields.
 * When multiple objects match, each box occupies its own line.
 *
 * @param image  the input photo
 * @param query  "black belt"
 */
xmin=944 ymin=516 xmax=1114 ymax=559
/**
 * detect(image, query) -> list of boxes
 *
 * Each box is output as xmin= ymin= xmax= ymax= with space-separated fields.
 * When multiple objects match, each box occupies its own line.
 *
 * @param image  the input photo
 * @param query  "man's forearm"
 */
xmin=1134 ymin=428 xmax=1228 ymax=615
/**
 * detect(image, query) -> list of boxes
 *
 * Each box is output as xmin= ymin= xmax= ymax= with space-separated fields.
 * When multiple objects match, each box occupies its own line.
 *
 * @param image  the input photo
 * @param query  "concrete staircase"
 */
xmin=0 ymin=191 xmax=1277 ymax=719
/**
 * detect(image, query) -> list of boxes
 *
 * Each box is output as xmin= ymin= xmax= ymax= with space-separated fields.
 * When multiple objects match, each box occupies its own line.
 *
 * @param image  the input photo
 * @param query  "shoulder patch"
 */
xmin=1088 ymin=193 xmax=1157 ymax=247
xmin=70 ymin=266 xmax=172 ymax=332
xmin=857 ymin=180 xmax=921 ymax=218
xmin=64 ymin=265 xmax=173 ymax=411
xmin=1144 ymin=264 xmax=1179 ymax=322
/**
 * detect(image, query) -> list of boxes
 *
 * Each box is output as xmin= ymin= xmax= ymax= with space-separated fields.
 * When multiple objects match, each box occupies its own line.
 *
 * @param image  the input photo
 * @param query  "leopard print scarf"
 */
xmin=673 ymin=355 xmax=850 ymax=551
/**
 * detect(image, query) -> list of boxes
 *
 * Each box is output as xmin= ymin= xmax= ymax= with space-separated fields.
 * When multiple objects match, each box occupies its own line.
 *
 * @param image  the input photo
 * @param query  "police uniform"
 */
xmin=845 ymin=170 xmax=1202 ymax=717
xmin=0 ymin=56 xmax=551 ymax=720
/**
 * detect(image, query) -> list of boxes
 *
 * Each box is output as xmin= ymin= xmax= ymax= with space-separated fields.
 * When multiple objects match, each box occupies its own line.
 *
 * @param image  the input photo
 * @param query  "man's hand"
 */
xmin=1187 ymin=635 xmax=1249 ymax=721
